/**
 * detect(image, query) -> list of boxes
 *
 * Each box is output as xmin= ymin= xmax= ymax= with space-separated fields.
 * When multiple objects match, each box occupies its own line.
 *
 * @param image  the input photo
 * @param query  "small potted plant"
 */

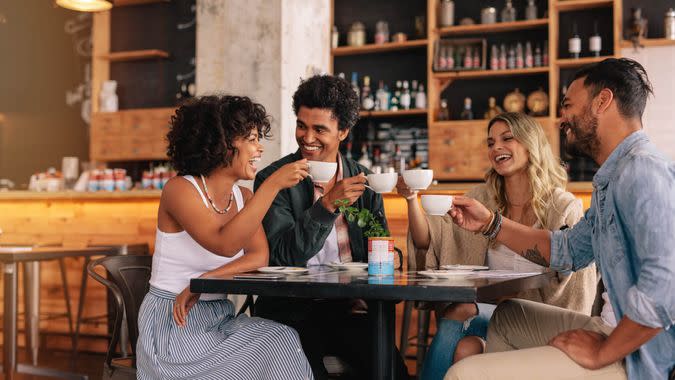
xmin=335 ymin=199 xmax=395 ymax=276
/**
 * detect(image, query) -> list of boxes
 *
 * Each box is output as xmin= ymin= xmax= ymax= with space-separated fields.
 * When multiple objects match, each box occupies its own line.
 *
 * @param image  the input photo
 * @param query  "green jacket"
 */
xmin=254 ymin=150 xmax=388 ymax=266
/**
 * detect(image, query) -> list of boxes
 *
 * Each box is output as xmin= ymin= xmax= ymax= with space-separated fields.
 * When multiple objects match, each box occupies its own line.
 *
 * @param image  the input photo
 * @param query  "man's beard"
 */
xmin=562 ymin=107 xmax=601 ymax=160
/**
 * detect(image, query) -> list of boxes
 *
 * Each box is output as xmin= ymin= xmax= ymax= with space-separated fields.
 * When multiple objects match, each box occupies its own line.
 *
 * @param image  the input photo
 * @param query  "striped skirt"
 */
xmin=136 ymin=287 xmax=313 ymax=380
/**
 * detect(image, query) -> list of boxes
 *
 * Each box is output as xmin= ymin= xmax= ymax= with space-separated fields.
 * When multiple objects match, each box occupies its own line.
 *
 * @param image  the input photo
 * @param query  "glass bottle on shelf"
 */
xmin=501 ymin=0 xmax=516 ymax=22
xmin=464 ymin=46 xmax=473 ymax=69
xmin=438 ymin=99 xmax=450 ymax=121
xmin=460 ymin=97 xmax=474 ymax=120
xmin=390 ymin=81 xmax=401 ymax=111
xmin=415 ymin=84 xmax=427 ymax=109
xmin=393 ymin=145 xmax=405 ymax=173
xmin=534 ymin=43 xmax=542 ymax=66
xmin=525 ymin=0 xmax=537 ymax=21
xmin=568 ymin=24 xmax=581 ymax=59
xmin=589 ymin=21 xmax=602 ymax=57
xmin=490 ymin=44 xmax=499 ymax=70
xmin=375 ymin=21 xmax=389 ymax=45
xmin=373 ymin=147 xmax=383 ymax=172
xmin=447 ymin=46 xmax=455 ymax=69
xmin=455 ymin=46 xmax=463 ymax=68
xmin=361 ymin=76 xmax=375 ymax=110
xmin=376 ymin=80 xmax=389 ymax=111
xmin=473 ymin=47 xmax=480 ymax=68
xmin=439 ymin=46 xmax=448 ymax=70
xmin=345 ymin=141 xmax=353 ymax=160
xmin=351 ymin=72 xmax=360 ymax=103
xmin=543 ymin=40 xmax=549 ymax=66
xmin=499 ymin=43 xmax=507 ymax=70
xmin=411 ymin=80 xmax=419 ymax=108
xmin=331 ymin=26 xmax=339 ymax=49
xmin=400 ymin=81 xmax=411 ymax=110
xmin=358 ymin=144 xmax=372 ymax=170
xmin=525 ymin=41 xmax=533 ymax=68
xmin=507 ymin=44 xmax=516 ymax=69
xmin=516 ymin=42 xmax=524 ymax=69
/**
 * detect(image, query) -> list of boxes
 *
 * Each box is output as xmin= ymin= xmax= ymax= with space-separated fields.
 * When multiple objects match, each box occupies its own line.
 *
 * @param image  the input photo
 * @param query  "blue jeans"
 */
xmin=419 ymin=303 xmax=497 ymax=380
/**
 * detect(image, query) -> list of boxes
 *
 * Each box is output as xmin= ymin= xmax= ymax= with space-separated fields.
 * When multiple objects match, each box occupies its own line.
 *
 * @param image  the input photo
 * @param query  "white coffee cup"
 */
xmin=421 ymin=195 xmax=454 ymax=216
xmin=307 ymin=160 xmax=337 ymax=183
xmin=366 ymin=172 xmax=397 ymax=193
xmin=402 ymin=169 xmax=434 ymax=190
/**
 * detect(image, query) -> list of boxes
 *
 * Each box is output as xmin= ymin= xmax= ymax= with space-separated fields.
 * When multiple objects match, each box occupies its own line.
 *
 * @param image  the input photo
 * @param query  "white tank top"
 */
xmin=149 ymin=175 xmax=245 ymax=300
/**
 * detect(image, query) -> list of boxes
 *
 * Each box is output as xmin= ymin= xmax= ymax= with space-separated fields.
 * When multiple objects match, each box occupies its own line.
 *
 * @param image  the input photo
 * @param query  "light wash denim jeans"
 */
xmin=419 ymin=303 xmax=497 ymax=380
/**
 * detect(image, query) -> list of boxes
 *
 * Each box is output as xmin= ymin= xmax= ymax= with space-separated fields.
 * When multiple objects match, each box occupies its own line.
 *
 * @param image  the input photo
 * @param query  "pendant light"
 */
xmin=56 ymin=0 xmax=112 ymax=12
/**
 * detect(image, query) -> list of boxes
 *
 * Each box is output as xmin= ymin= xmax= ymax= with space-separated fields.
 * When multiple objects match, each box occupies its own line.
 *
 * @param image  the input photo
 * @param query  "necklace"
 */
xmin=200 ymin=174 xmax=233 ymax=214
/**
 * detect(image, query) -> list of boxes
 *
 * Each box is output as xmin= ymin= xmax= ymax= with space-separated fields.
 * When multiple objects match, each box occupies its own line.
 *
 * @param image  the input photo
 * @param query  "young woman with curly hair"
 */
xmin=136 ymin=95 xmax=314 ymax=379
xmin=397 ymin=112 xmax=598 ymax=380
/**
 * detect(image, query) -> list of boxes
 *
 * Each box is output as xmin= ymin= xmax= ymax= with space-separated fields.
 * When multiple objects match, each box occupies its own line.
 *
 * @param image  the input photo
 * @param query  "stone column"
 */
xmin=196 ymin=0 xmax=330 ymax=171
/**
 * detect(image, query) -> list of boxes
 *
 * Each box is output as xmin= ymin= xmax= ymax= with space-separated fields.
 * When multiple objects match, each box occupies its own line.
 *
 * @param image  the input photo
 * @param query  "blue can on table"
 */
xmin=368 ymin=237 xmax=395 ymax=276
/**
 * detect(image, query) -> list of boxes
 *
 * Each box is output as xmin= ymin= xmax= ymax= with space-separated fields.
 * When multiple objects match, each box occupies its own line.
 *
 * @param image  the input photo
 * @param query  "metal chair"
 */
xmin=87 ymin=254 xmax=152 ymax=380
xmin=87 ymin=254 xmax=256 ymax=379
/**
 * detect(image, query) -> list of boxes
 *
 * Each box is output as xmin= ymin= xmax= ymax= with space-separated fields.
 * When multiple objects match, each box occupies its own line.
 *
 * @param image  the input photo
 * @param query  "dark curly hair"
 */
xmin=292 ymin=75 xmax=359 ymax=131
xmin=166 ymin=95 xmax=272 ymax=176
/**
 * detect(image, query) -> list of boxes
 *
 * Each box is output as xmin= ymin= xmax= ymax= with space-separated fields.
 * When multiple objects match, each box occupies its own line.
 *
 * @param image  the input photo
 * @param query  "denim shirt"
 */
xmin=550 ymin=131 xmax=675 ymax=379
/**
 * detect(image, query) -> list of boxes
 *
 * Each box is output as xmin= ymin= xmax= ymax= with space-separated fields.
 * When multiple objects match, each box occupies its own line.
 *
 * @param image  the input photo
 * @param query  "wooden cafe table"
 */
xmin=191 ymin=266 xmax=554 ymax=379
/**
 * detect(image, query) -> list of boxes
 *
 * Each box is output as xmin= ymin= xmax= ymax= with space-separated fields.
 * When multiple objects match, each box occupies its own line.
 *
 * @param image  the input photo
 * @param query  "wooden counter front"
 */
xmin=0 ymin=191 xmax=160 ymax=352
xmin=0 ymin=184 xmax=592 ymax=352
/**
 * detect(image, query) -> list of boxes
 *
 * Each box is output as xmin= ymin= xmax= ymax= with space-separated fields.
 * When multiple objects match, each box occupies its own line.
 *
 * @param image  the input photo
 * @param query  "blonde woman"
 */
xmin=397 ymin=113 xmax=598 ymax=380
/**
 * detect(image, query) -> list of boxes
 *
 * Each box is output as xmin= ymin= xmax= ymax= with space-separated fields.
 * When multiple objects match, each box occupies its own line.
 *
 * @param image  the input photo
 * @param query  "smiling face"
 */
xmin=487 ymin=121 xmax=530 ymax=177
xmin=230 ymin=128 xmax=264 ymax=180
xmin=560 ymin=78 xmax=601 ymax=159
xmin=295 ymin=106 xmax=349 ymax=162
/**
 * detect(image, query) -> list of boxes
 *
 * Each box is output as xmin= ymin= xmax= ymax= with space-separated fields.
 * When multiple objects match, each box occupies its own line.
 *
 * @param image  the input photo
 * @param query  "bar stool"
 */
xmin=0 ymin=244 xmax=76 ymax=367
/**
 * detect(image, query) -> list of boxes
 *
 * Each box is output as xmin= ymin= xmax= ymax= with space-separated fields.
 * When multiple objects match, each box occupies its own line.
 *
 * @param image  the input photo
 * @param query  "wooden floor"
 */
xmin=0 ymin=348 xmax=105 ymax=379
xmin=0 ymin=301 xmax=433 ymax=379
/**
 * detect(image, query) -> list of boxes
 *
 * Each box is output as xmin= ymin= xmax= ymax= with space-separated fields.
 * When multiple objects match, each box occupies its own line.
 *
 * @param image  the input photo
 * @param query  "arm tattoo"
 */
xmin=521 ymin=244 xmax=549 ymax=267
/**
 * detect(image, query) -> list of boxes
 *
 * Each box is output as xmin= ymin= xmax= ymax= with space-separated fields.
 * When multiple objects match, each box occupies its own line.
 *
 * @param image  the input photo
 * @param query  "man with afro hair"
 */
xmin=254 ymin=75 xmax=409 ymax=379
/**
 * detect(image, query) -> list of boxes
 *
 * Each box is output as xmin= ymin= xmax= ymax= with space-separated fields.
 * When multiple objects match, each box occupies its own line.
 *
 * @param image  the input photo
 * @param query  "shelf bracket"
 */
xmin=439 ymin=78 xmax=454 ymax=93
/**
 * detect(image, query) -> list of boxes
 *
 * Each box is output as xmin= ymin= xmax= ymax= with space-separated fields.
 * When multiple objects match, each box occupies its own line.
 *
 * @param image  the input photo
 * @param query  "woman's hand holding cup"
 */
xmin=396 ymin=175 xmax=418 ymax=201
xmin=269 ymin=159 xmax=309 ymax=190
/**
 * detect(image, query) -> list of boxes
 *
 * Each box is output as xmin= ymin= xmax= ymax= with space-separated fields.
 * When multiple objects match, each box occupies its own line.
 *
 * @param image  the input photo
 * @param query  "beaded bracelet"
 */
xmin=485 ymin=210 xmax=503 ymax=240
xmin=481 ymin=210 xmax=498 ymax=237
xmin=480 ymin=211 xmax=496 ymax=234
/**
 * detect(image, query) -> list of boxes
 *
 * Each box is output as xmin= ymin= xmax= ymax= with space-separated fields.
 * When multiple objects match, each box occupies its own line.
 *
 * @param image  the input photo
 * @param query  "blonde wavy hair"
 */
xmin=485 ymin=112 xmax=568 ymax=227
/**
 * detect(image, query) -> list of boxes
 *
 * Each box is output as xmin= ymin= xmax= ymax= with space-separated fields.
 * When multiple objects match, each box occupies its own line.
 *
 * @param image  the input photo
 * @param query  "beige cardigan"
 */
xmin=407 ymin=184 xmax=597 ymax=314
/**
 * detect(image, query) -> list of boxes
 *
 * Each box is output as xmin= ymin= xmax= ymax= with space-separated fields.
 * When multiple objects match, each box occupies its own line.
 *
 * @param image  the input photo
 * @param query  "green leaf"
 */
xmin=357 ymin=217 xmax=367 ymax=228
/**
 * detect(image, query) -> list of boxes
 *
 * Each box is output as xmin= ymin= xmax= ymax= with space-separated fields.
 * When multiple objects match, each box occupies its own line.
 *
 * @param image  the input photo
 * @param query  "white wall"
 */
xmin=622 ymin=46 xmax=675 ymax=160
xmin=196 ymin=0 xmax=330 ymax=174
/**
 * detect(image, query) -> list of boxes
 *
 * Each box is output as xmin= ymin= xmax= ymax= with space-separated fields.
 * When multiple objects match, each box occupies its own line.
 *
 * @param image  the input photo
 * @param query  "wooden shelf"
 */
xmin=359 ymin=109 xmax=427 ymax=118
xmin=431 ymin=117 xmax=550 ymax=128
xmin=113 ymin=0 xmax=168 ymax=6
xmin=98 ymin=49 xmax=169 ymax=62
xmin=555 ymin=0 xmax=613 ymax=12
xmin=555 ymin=55 xmax=615 ymax=68
xmin=438 ymin=19 xmax=548 ymax=36
xmin=331 ymin=39 xmax=427 ymax=56
xmin=621 ymin=38 xmax=675 ymax=48
xmin=433 ymin=66 xmax=549 ymax=80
